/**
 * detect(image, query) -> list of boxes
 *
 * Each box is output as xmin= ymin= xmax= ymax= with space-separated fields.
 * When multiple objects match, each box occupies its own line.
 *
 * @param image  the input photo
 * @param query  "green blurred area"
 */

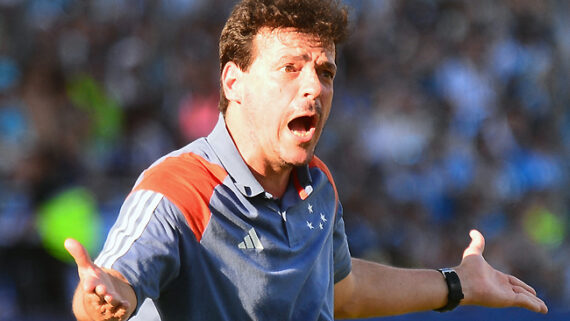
xmin=36 ymin=187 xmax=102 ymax=263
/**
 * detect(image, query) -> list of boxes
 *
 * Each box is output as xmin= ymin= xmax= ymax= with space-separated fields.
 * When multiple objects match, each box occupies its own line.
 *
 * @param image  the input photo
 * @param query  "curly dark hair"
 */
xmin=218 ymin=0 xmax=349 ymax=114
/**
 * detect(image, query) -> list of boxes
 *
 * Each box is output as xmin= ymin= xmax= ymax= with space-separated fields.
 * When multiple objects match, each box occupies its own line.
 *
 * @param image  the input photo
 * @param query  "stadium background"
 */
xmin=0 ymin=0 xmax=569 ymax=320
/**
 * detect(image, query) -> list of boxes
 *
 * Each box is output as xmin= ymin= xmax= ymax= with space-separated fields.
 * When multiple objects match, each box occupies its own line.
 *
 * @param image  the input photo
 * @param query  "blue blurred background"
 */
xmin=0 ymin=0 xmax=569 ymax=320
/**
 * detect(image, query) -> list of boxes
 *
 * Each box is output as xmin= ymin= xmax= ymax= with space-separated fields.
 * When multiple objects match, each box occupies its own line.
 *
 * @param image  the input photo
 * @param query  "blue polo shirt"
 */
xmin=94 ymin=115 xmax=352 ymax=320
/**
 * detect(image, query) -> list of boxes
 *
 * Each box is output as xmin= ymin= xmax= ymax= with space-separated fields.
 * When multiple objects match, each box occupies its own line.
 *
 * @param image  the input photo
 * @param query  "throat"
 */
xmin=249 ymin=164 xmax=292 ymax=199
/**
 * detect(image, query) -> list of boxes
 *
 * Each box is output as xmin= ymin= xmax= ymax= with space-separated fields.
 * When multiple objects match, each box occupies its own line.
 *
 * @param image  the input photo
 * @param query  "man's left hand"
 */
xmin=455 ymin=230 xmax=548 ymax=314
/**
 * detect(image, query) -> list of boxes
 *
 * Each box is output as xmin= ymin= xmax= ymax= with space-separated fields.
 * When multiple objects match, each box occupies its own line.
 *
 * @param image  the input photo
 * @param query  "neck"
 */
xmin=224 ymin=109 xmax=292 ymax=199
xmin=248 ymin=164 xmax=292 ymax=199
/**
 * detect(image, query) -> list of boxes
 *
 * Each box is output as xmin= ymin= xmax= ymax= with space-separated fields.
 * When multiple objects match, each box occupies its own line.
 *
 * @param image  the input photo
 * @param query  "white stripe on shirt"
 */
xmin=95 ymin=190 xmax=146 ymax=266
xmin=96 ymin=190 xmax=146 ymax=264
xmin=95 ymin=190 xmax=163 ymax=268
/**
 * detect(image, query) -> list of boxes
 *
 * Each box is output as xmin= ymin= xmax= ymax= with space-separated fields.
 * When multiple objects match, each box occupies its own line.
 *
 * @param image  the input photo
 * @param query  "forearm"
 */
xmin=335 ymin=258 xmax=448 ymax=318
xmin=335 ymin=231 xmax=548 ymax=318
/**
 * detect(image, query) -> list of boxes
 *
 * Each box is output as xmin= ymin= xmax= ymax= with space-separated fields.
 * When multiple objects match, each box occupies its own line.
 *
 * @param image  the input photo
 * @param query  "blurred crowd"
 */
xmin=0 ymin=0 xmax=569 ymax=320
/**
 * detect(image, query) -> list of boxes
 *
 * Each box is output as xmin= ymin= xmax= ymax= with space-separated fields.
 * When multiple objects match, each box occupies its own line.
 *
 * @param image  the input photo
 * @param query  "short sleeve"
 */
xmin=94 ymin=190 xmax=187 ymax=314
xmin=332 ymin=201 xmax=352 ymax=283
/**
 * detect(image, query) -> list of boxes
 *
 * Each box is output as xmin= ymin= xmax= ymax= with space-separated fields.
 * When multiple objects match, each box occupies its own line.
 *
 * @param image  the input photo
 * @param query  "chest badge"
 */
xmin=305 ymin=202 xmax=328 ymax=231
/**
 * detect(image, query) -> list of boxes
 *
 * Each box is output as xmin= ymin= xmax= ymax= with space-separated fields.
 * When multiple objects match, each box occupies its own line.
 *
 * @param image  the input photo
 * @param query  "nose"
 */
xmin=301 ymin=67 xmax=322 ymax=100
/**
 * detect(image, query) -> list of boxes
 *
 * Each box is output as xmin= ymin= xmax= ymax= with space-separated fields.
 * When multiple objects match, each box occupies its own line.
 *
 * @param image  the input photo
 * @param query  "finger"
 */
xmin=90 ymin=284 xmax=114 ymax=304
xmin=463 ymin=229 xmax=485 ymax=258
xmin=94 ymin=284 xmax=114 ymax=304
xmin=104 ymin=293 xmax=130 ymax=308
xmin=64 ymin=238 xmax=94 ymax=269
xmin=95 ymin=284 xmax=130 ymax=309
xmin=104 ymin=294 xmax=115 ymax=305
xmin=513 ymin=286 xmax=549 ymax=314
xmin=95 ymin=283 xmax=106 ymax=295
xmin=509 ymin=275 xmax=537 ymax=296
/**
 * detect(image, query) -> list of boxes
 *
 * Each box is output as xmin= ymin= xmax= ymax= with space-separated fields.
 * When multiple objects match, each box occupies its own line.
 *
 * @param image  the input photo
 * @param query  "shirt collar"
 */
xmin=292 ymin=164 xmax=313 ymax=200
xmin=207 ymin=114 xmax=314 ymax=200
xmin=207 ymin=114 xmax=266 ymax=198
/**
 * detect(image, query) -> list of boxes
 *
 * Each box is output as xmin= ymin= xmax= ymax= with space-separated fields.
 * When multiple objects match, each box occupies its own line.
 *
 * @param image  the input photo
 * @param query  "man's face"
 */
xmin=237 ymin=28 xmax=336 ymax=169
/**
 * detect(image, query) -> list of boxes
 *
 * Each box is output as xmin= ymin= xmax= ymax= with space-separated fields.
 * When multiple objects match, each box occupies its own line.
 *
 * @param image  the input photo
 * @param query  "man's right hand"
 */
xmin=65 ymin=238 xmax=136 ymax=321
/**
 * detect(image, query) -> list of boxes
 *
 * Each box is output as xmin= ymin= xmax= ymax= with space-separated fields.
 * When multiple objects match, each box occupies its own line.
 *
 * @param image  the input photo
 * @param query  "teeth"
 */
xmin=292 ymin=129 xmax=311 ymax=137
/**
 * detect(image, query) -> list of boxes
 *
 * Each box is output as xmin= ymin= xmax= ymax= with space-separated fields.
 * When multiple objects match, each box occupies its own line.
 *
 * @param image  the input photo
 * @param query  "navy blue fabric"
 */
xmin=95 ymin=115 xmax=352 ymax=320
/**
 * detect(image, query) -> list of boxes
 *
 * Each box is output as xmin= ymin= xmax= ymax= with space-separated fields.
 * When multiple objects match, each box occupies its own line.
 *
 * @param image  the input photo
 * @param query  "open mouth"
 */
xmin=288 ymin=115 xmax=317 ymax=138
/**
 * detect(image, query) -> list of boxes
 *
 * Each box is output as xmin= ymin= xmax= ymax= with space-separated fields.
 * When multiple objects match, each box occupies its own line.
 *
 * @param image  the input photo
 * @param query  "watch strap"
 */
xmin=434 ymin=268 xmax=464 ymax=312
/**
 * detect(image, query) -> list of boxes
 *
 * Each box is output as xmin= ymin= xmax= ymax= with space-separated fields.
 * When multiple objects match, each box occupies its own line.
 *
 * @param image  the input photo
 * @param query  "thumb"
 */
xmin=65 ymin=238 xmax=94 ymax=270
xmin=462 ymin=229 xmax=485 ymax=258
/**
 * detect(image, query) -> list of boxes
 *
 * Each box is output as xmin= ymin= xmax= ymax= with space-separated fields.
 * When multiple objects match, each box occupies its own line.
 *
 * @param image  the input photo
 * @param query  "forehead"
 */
xmin=252 ymin=27 xmax=335 ymax=61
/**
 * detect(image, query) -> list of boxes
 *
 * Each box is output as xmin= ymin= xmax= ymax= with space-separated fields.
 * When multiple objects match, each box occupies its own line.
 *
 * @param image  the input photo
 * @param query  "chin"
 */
xmin=285 ymin=151 xmax=314 ymax=167
xmin=287 ymin=159 xmax=311 ymax=167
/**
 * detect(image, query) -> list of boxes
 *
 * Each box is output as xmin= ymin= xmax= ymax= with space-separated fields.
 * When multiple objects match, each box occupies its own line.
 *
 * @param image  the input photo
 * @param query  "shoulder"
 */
xmin=134 ymin=152 xmax=228 ymax=195
xmin=132 ymin=151 xmax=229 ymax=241
xmin=309 ymin=156 xmax=339 ymax=204
xmin=309 ymin=156 xmax=336 ymax=190
xmin=309 ymin=156 xmax=333 ymax=180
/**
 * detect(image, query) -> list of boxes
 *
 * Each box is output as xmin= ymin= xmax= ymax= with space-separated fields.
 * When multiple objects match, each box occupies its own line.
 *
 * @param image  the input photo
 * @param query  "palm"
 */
xmin=456 ymin=230 xmax=548 ymax=313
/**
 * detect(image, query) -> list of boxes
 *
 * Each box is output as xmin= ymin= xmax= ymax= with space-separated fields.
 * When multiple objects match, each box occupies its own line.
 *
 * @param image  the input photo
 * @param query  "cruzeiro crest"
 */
xmin=305 ymin=203 xmax=328 ymax=231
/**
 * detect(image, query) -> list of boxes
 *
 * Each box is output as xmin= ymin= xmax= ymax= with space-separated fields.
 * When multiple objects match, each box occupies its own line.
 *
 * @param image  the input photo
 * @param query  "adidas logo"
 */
xmin=238 ymin=228 xmax=264 ymax=251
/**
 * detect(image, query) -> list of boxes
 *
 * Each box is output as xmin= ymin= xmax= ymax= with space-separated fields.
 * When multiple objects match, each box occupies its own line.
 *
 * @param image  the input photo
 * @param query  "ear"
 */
xmin=221 ymin=61 xmax=243 ymax=105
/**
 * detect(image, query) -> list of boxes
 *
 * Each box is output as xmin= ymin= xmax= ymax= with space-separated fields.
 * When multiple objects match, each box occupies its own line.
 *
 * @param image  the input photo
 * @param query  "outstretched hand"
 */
xmin=455 ymin=230 xmax=548 ymax=314
xmin=65 ymin=238 xmax=135 ymax=321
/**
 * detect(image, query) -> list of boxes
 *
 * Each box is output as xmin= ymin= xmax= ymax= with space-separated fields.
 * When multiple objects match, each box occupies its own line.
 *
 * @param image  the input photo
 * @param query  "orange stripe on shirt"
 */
xmin=309 ymin=156 xmax=339 ymax=209
xmin=132 ymin=153 xmax=228 ymax=242
xmin=292 ymin=168 xmax=310 ymax=200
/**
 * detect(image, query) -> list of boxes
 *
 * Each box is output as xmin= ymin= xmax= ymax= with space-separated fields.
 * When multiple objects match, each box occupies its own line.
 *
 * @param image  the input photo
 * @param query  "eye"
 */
xmin=283 ymin=64 xmax=297 ymax=73
xmin=321 ymin=70 xmax=335 ymax=80
xmin=319 ymin=69 xmax=335 ymax=81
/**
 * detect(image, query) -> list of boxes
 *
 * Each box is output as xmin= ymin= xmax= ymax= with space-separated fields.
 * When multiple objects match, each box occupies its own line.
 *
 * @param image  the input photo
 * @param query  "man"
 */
xmin=65 ymin=0 xmax=548 ymax=320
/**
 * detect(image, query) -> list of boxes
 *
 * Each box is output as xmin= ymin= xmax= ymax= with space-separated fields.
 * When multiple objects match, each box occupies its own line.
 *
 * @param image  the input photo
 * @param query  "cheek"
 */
xmin=321 ymin=89 xmax=333 ymax=115
xmin=323 ymin=85 xmax=334 ymax=100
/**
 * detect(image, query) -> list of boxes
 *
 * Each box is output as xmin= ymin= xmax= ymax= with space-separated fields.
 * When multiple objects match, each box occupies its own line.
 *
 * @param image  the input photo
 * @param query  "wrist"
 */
xmin=434 ymin=268 xmax=464 ymax=312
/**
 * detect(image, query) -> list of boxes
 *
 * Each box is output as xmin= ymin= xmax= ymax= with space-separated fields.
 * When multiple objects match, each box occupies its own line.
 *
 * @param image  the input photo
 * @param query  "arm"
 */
xmin=334 ymin=259 xmax=447 ymax=318
xmin=65 ymin=238 xmax=137 ymax=321
xmin=334 ymin=229 xmax=548 ymax=319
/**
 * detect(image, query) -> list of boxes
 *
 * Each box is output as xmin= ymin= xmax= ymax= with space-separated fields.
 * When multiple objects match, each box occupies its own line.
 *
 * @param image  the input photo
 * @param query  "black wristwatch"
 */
xmin=434 ymin=268 xmax=464 ymax=312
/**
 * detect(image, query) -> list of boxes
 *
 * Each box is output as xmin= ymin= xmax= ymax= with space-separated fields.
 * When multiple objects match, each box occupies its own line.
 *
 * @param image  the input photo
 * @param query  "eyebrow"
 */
xmin=277 ymin=54 xmax=337 ymax=72
xmin=319 ymin=61 xmax=337 ymax=74
xmin=277 ymin=54 xmax=310 ymax=64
